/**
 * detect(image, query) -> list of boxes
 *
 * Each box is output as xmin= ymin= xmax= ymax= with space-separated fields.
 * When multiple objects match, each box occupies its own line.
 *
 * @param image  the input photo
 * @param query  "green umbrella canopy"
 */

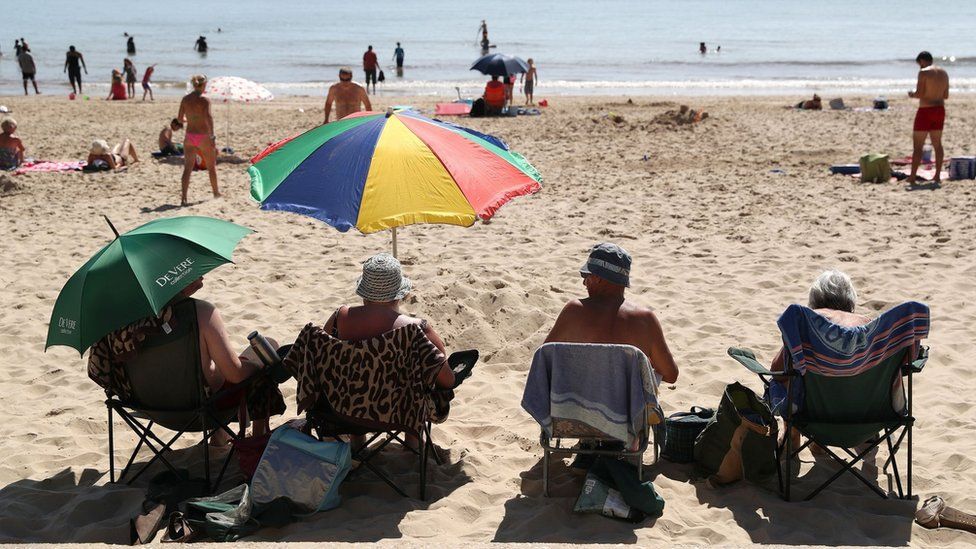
xmin=46 ymin=216 xmax=253 ymax=355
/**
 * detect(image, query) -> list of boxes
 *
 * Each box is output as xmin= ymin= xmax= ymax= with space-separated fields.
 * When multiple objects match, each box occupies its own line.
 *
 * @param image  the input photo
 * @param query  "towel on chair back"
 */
xmin=284 ymin=322 xmax=451 ymax=437
xmin=521 ymin=343 xmax=660 ymax=448
xmin=777 ymin=301 xmax=930 ymax=376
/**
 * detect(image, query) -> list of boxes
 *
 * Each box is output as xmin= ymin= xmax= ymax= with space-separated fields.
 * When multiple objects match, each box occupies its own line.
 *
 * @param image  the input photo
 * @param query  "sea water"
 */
xmin=3 ymin=0 xmax=976 ymax=97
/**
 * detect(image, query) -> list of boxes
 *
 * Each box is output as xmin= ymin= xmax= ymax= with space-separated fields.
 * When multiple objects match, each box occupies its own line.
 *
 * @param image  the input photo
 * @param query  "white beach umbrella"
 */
xmin=193 ymin=76 xmax=274 ymax=154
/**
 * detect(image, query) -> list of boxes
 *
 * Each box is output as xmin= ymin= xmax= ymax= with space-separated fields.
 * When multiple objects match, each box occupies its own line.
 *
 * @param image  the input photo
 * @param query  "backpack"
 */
xmin=859 ymin=153 xmax=891 ymax=183
xmin=693 ymin=382 xmax=777 ymax=486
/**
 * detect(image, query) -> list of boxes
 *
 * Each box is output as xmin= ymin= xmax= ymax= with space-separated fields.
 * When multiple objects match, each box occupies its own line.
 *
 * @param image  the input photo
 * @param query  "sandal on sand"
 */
xmin=130 ymin=502 xmax=166 ymax=545
xmin=916 ymin=496 xmax=976 ymax=534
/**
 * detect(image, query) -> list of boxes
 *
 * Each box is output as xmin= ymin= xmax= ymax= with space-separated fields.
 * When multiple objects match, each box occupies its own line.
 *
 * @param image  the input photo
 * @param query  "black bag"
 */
xmin=378 ymin=70 xmax=385 ymax=83
xmin=694 ymin=382 xmax=777 ymax=486
xmin=470 ymin=98 xmax=486 ymax=117
xmin=661 ymin=406 xmax=714 ymax=463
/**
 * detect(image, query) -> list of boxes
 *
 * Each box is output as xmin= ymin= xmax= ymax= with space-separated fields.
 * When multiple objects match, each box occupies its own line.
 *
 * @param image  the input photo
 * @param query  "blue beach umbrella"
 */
xmin=470 ymin=53 xmax=529 ymax=77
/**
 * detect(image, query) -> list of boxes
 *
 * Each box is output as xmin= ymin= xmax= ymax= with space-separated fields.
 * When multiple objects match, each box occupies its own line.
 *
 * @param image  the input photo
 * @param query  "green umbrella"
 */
xmin=46 ymin=215 xmax=253 ymax=355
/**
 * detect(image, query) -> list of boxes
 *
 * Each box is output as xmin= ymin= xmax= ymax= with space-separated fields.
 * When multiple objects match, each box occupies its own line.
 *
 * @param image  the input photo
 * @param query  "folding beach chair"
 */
xmin=728 ymin=301 xmax=930 ymax=501
xmin=522 ymin=343 xmax=661 ymax=497
xmin=104 ymin=298 xmax=251 ymax=493
xmin=284 ymin=323 xmax=476 ymax=501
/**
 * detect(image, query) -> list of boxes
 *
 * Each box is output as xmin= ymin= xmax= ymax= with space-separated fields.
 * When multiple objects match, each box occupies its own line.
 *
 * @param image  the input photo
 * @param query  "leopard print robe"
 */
xmin=284 ymin=322 xmax=453 ymax=437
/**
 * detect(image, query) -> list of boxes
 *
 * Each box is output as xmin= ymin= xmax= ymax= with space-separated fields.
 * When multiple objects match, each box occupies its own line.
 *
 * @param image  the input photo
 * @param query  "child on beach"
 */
xmin=159 ymin=118 xmax=184 ymax=156
xmin=123 ymin=59 xmax=137 ymax=99
xmin=0 ymin=118 xmax=26 ymax=170
xmin=107 ymin=70 xmax=127 ymax=100
xmin=142 ymin=64 xmax=156 ymax=101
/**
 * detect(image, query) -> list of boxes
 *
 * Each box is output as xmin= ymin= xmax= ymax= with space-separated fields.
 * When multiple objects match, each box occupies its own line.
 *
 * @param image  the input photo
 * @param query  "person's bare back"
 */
xmin=324 ymin=76 xmax=371 ymax=123
xmin=915 ymin=65 xmax=949 ymax=107
xmin=178 ymin=92 xmax=213 ymax=135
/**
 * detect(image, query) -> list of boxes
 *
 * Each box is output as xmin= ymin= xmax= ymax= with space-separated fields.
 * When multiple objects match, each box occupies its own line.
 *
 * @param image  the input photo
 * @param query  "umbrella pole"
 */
xmin=392 ymin=227 xmax=398 ymax=258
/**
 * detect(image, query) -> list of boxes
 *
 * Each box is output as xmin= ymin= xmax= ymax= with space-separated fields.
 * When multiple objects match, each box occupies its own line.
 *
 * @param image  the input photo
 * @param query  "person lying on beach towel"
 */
xmin=0 ymin=117 xmax=26 ymax=170
xmin=794 ymin=94 xmax=822 ymax=110
xmin=544 ymin=243 xmax=679 ymax=385
xmin=85 ymin=138 xmax=138 ymax=172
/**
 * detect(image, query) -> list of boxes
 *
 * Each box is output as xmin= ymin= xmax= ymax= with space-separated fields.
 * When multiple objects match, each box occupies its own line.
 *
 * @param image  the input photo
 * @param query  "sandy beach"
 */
xmin=1 ymin=93 xmax=975 ymax=546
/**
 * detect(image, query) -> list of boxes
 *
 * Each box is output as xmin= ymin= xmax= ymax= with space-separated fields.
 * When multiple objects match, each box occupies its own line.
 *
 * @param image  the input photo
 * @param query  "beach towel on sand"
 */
xmin=521 ymin=343 xmax=661 ymax=448
xmin=13 ymin=160 xmax=85 ymax=175
xmin=283 ymin=322 xmax=453 ymax=436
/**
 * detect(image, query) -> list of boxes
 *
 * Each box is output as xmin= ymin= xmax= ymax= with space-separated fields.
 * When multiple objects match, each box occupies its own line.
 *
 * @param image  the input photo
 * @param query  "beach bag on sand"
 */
xmin=694 ymin=382 xmax=777 ymax=486
xmin=859 ymin=153 xmax=891 ymax=183
xmin=470 ymin=97 xmax=486 ymax=117
xmin=661 ymin=407 xmax=714 ymax=463
xmin=574 ymin=457 xmax=665 ymax=523
xmin=829 ymin=98 xmax=846 ymax=110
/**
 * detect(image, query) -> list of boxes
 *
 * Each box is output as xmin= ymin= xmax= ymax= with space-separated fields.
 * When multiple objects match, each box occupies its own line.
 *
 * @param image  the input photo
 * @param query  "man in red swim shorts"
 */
xmin=908 ymin=51 xmax=949 ymax=185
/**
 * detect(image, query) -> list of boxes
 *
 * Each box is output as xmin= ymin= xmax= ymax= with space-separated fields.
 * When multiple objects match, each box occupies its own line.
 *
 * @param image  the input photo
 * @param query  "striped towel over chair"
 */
xmin=777 ymin=301 xmax=930 ymax=377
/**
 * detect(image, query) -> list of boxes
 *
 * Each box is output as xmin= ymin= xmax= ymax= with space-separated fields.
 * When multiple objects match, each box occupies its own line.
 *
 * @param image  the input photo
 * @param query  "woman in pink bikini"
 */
xmin=176 ymin=74 xmax=219 ymax=207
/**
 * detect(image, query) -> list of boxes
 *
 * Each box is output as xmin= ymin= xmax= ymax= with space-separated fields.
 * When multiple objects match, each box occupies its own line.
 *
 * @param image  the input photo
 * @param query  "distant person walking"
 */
xmin=127 ymin=36 xmax=136 ymax=55
xmin=64 ymin=46 xmax=88 ymax=94
xmin=699 ymin=42 xmax=707 ymax=54
xmin=393 ymin=42 xmax=405 ymax=75
xmin=142 ymin=64 xmax=156 ymax=101
xmin=177 ymin=74 xmax=220 ymax=206
xmin=123 ymin=58 xmax=137 ymax=99
xmin=521 ymin=58 xmax=538 ymax=105
xmin=324 ymin=67 xmax=371 ymax=123
xmin=908 ymin=50 xmax=949 ymax=186
xmin=363 ymin=45 xmax=378 ymax=94
xmin=17 ymin=47 xmax=40 ymax=95
xmin=195 ymin=36 xmax=208 ymax=53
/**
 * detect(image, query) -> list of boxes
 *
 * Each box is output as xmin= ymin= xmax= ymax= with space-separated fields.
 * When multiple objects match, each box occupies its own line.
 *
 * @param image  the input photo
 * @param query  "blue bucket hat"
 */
xmin=580 ymin=242 xmax=631 ymax=287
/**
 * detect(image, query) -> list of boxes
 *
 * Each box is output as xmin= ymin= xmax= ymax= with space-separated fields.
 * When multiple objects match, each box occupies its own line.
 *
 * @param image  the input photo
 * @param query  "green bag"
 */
xmin=573 ymin=457 xmax=664 ymax=523
xmin=859 ymin=153 xmax=891 ymax=183
xmin=693 ymin=382 xmax=777 ymax=486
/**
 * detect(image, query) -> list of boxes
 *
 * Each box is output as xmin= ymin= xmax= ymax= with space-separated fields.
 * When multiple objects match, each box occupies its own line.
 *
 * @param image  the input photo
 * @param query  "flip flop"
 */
xmin=130 ymin=502 xmax=166 ymax=545
xmin=916 ymin=495 xmax=976 ymax=534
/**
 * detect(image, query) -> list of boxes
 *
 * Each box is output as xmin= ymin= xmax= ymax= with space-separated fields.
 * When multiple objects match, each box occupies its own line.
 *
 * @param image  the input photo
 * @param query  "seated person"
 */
xmin=545 ymin=242 xmax=679 ymax=385
xmin=796 ymin=93 xmax=822 ymax=110
xmin=158 ymin=118 xmax=184 ymax=156
xmin=323 ymin=253 xmax=454 ymax=448
xmin=107 ymin=69 xmax=127 ymax=100
xmin=770 ymin=269 xmax=870 ymax=453
xmin=87 ymin=139 xmax=138 ymax=171
xmin=483 ymin=75 xmax=506 ymax=115
xmin=0 ymin=118 xmax=25 ymax=170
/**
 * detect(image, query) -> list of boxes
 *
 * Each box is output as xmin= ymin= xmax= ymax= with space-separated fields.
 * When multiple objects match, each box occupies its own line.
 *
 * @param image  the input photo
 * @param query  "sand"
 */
xmin=1 ymin=92 xmax=975 ymax=546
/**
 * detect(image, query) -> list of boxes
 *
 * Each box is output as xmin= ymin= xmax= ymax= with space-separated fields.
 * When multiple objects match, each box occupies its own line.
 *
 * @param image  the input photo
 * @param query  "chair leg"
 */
xmin=202 ymin=412 xmax=212 ymax=492
xmin=108 ymin=404 xmax=116 ymax=483
xmin=886 ymin=433 xmax=904 ymax=499
xmin=426 ymin=423 xmax=443 ymax=466
xmin=637 ymin=451 xmax=644 ymax=482
xmin=543 ymin=447 xmax=550 ymax=497
xmin=419 ymin=428 xmax=428 ymax=501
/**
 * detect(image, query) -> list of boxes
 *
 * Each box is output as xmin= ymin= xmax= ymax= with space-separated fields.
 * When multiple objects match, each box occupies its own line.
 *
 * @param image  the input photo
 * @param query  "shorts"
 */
xmin=68 ymin=69 xmax=82 ymax=82
xmin=142 ymin=81 xmax=152 ymax=90
xmin=913 ymin=105 xmax=945 ymax=132
xmin=22 ymin=72 xmax=35 ymax=81
xmin=395 ymin=57 xmax=404 ymax=68
xmin=524 ymin=79 xmax=534 ymax=94
xmin=365 ymin=69 xmax=377 ymax=85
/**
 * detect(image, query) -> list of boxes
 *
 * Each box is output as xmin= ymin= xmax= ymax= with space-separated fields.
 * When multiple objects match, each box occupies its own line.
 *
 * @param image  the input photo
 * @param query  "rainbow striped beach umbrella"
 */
xmin=248 ymin=109 xmax=541 ymax=252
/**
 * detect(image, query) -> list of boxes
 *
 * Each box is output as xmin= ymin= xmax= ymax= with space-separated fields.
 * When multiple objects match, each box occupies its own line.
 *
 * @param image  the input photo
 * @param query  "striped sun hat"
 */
xmin=356 ymin=253 xmax=412 ymax=302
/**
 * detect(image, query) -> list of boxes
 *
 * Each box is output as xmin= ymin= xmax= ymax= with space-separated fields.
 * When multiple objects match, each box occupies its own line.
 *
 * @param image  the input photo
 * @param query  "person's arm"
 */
xmin=81 ymin=54 xmax=87 ymax=73
xmin=204 ymin=98 xmax=215 ymax=139
xmin=15 ymin=138 xmax=25 ymax=164
xmin=770 ymin=347 xmax=785 ymax=372
xmin=64 ymin=56 xmax=68 ymax=73
xmin=944 ymin=74 xmax=950 ymax=99
xmin=361 ymin=88 xmax=372 ymax=111
xmin=176 ymin=98 xmax=186 ymax=125
xmin=324 ymin=87 xmax=335 ymax=123
xmin=421 ymin=322 xmax=455 ymax=389
xmin=105 ymin=154 xmax=118 ymax=170
xmin=198 ymin=301 xmax=260 ymax=384
xmin=644 ymin=312 xmax=678 ymax=384
xmin=909 ymin=72 xmax=924 ymax=98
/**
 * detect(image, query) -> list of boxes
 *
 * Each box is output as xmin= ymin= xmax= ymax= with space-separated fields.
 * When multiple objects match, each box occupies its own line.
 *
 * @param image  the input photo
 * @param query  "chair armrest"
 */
xmin=727 ymin=347 xmax=776 ymax=376
xmin=907 ymin=345 xmax=929 ymax=374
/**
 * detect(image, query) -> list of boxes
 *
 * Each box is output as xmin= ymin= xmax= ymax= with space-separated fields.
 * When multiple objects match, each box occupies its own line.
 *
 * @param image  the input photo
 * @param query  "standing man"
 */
xmin=393 ymin=42 xmax=405 ymax=76
xmin=127 ymin=36 xmax=136 ymax=55
xmin=908 ymin=51 xmax=949 ymax=186
xmin=324 ymin=67 xmax=371 ymax=123
xmin=64 ymin=46 xmax=88 ymax=94
xmin=18 ymin=46 xmax=40 ymax=95
xmin=363 ymin=45 xmax=378 ymax=95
